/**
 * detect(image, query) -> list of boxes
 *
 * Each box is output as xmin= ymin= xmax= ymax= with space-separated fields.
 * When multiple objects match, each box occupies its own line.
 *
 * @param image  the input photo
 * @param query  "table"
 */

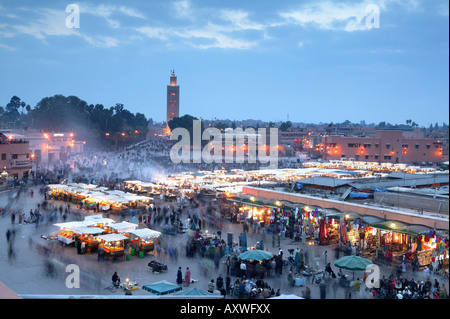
xmin=120 ymin=281 xmax=139 ymax=291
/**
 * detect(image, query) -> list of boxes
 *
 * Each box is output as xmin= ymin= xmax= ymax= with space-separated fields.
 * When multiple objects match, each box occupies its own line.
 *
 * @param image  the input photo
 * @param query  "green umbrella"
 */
xmin=238 ymin=249 xmax=273 ymax=262
xmin=334 ymin=256 xmax=373 ymax=271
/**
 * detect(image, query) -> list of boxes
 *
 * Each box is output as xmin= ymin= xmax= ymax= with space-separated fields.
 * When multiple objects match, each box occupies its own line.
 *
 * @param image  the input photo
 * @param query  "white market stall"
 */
xmin=108 ymin=221 xmax=139 ymax=234
xmin=127 ymin=228 xmax=162 ymax=254
xmin=97 ymin=233 xmax=129 ymax=261
xmin=54 ymin=221 xmax=87 ymax=246
xmin=72 ymin=226 xmax=106 ymax=253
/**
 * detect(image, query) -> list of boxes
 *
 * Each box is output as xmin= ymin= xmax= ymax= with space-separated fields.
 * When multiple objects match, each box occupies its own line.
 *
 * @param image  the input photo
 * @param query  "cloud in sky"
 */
xmin=78 ymin=2 xmax=146 ymax=29
xmin=1 ymin=0 xmax=430 ymax=51
xmin=278 ymin=1 xmax=376 ymax=32
xmin=0 ymin=0 xmax=447 ymax=126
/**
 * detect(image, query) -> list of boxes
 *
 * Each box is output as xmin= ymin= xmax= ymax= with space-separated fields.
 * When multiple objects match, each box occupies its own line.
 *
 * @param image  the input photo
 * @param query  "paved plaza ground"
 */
xmin=0 ymin=185 xmax=445 ymax=300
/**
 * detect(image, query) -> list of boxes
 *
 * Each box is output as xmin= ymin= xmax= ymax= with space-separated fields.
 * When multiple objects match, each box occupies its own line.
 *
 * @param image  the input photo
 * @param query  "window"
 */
xmin=374 ymin=155 xmax=379 ymax=160
xmin=365 ymin=155 xmax=369 ymax=159
xmin=415 ymin=145 xmax=419 ymax=149
xmin=386 ymin=144 xmax=390 ymax=149
xmin=12 ymin=154 xmax=18 ymax=159
xmin=426 ymin=145 xmax=430 ymax=149
xmin=1 ymin=154 xmax=5 ymax=160
xmin=384 ymin=156 xmax=392 ymax=160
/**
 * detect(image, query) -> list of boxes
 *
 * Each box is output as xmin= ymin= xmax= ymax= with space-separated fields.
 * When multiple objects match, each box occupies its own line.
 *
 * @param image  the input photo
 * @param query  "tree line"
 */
xmin=0 ymin=94 xmax=152 ymax=150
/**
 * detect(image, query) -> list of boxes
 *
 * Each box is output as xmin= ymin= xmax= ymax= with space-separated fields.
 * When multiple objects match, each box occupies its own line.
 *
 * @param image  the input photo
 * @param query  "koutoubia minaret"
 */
xmin=166 ymin=69 xmax=180 ymax=134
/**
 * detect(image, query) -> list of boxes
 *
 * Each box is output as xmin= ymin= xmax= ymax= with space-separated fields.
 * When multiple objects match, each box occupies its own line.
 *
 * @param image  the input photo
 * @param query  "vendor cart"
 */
xmin=162 ymin=224 xmax=184 ymax=235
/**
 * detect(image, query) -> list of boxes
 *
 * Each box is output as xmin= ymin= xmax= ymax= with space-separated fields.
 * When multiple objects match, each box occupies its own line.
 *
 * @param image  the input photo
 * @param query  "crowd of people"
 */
xmin=1 ymin=135 xmax=448 ymax=300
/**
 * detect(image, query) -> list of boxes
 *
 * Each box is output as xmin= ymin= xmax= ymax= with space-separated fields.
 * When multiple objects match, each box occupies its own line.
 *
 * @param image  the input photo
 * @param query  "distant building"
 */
xmin=0 ymin=132 xmax=31 ymax=180
xmin=166 ymin=70 xmax=180 ymax=134
xmin=278 ymin=127 xmax=308 ymax=151
xmin=322 ymin=129 xmax=445 ymax=164
xmin=1 ymin=129 xmax=83 ymax=165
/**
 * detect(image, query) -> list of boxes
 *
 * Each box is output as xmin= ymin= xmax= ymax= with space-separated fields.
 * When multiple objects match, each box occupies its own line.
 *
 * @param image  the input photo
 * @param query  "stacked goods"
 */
xmin=416 ymin=249 xmax=432 ymax=267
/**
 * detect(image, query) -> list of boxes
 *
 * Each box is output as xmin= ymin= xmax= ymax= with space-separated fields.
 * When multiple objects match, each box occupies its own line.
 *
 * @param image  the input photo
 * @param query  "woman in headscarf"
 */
xmin=176 ymin=267 xmax=183 ymax=285
xmin=184 ymin=267 xmax=191 ymax=286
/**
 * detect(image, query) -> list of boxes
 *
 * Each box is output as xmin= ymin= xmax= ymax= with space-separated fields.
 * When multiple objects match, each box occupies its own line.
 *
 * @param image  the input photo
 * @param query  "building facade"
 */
xmin=2 ymin=129 xmax=83 ymax=165
xmin=166 ymin=70 xmax=180 ymax=134
xmin=0 ymin=133 xmax=31 ymax=180
xmin=322 ymin=129 xmax=445 ymax=164
xmin=278 ymin=127 xmax=308 ymax=151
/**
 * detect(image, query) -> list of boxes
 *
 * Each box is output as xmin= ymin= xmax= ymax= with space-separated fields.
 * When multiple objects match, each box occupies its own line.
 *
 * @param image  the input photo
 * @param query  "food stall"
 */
xmin=54 ymin=221 xmax=86 ymax=246
xmin=127 ymin=228 xmax=162 ymax=254
xmin=72 ymin=226 xmax=105 ymax=253
xmin=124 ymin=180 xmax=162 ymax=196
xmin=107 ymin=197 xmax=131 ymax=213
xmin=97 ymin=234 xmax=129 ymax=261
xmin=120 ymin=193 xmax=153 ymax=210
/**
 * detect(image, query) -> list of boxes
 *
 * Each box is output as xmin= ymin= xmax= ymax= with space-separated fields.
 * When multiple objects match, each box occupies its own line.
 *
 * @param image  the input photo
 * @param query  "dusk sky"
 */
xmin=0 ymin=0 xmax=448 ymax=126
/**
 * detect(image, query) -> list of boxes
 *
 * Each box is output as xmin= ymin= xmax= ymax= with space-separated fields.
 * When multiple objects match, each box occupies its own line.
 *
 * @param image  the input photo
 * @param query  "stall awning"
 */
xmin=71 ymin=227 xmax=104 ymax=235
xmin=109 ymin=222 xmax=138 ymax=232
xmin=173 ymin=288 xmax=214 ymax=296
xmin=96 ymin=234 xmax=128 ymax=242
xmin=142 ymin=280 xmax=182 ymax=295
xmin=128 ymin=229 xmax=161 ymax=241
xmin=84 ymin=214 xmax=104 ymax=220
xmin=54 ymin=221 xmax=86 ymax=229
xmin=369 ymin=221 xmax=419 ymax=236
xmin=83 ymin=218 xmax=115 ymax=226
xmin=359 ymin=215 xmax=384 ymax=225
